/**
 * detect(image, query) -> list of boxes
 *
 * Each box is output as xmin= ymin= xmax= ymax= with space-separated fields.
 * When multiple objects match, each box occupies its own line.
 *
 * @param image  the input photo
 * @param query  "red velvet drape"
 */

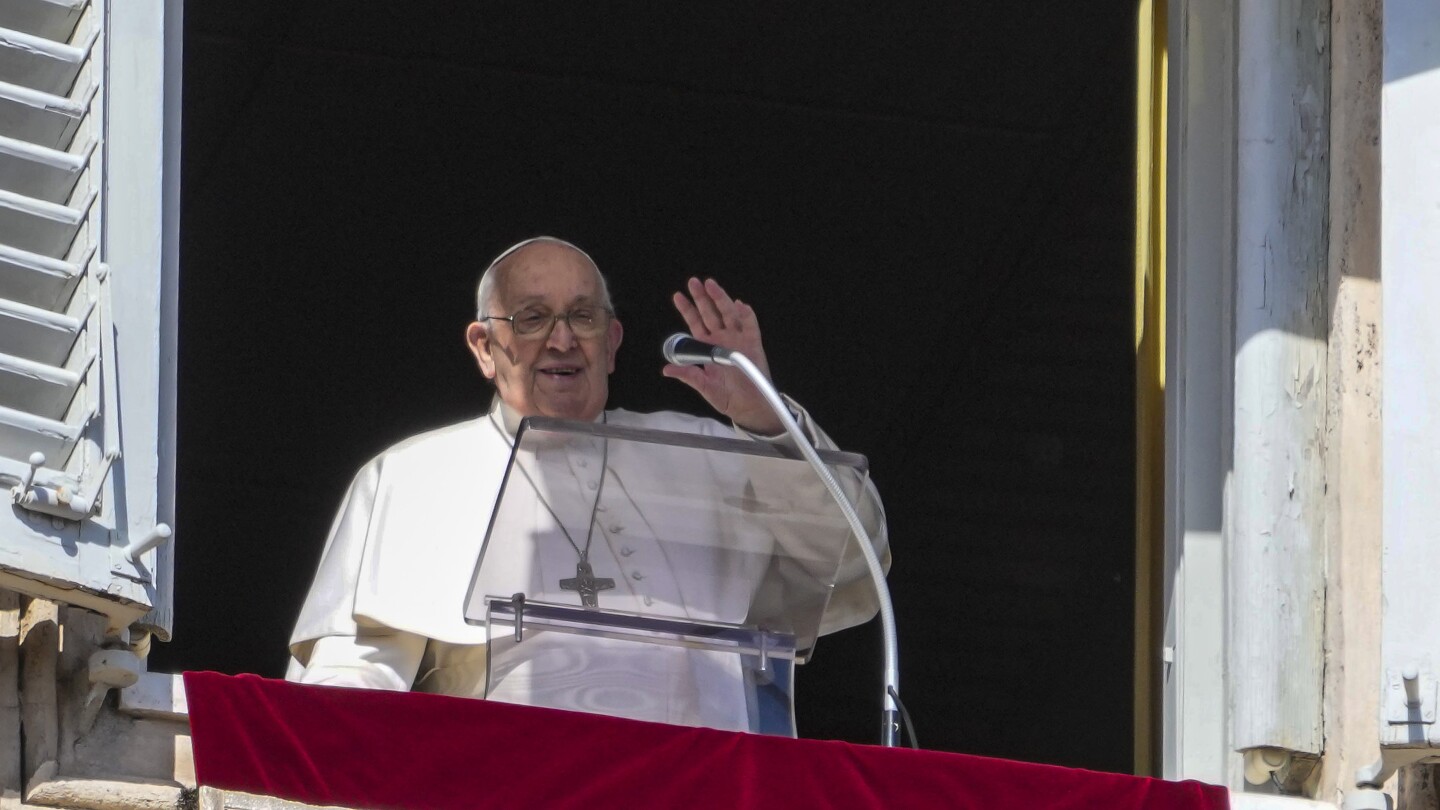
xmin=184 ymin=672 xmax=1227 ymax=810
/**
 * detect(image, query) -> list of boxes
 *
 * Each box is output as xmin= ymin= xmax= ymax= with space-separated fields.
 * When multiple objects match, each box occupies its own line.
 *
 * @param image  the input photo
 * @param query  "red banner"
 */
xmin=184 ymin=672 xmax=1227 ymax=810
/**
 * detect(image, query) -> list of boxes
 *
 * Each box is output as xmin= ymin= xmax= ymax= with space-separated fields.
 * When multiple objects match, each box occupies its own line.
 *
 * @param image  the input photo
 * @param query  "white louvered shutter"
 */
xmin=0 ymin=0 xmax=176 ymax=637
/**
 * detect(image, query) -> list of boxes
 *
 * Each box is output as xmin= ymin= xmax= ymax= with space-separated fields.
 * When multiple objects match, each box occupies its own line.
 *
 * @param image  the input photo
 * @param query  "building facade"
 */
xmin=1 ymin=0 xmax=1437 ymax=808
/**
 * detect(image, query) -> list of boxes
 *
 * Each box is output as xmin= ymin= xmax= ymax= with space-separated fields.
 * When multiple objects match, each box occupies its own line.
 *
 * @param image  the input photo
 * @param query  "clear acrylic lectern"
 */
xmin=463 ymin=416 xmax=870 ymax=737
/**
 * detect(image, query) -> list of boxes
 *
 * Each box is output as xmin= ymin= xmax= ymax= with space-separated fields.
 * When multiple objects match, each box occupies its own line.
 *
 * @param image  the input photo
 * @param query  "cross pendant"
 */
xmin=559 ymin=561 xmax=615 ymax=609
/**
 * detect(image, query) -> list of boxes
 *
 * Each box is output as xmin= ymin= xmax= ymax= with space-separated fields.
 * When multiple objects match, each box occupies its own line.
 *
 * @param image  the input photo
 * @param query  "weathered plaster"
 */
xmin=0 ymin=597 xmax=194 ymax=810
xmin=0 ymin=591 xmax=20 ymax=805
xmin=1315 ymin=0 xmax=1383 ymax=806
xmin=20 ymin=598 xmax=60 ymax=792
xmin=1230 ymin=0 xmax=1332 ymax=762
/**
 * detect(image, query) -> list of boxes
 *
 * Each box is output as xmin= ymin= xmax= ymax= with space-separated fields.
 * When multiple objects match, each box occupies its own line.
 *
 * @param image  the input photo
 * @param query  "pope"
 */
xmin=286 ymin=236 xmax=889 ymax=733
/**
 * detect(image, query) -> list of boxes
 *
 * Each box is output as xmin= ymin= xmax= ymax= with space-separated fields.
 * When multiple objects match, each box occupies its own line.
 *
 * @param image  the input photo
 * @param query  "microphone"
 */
xmin=667 ymin=332 xmax=901 ymax=747
xmin=663 ymin=333 xmax=734 ymax=366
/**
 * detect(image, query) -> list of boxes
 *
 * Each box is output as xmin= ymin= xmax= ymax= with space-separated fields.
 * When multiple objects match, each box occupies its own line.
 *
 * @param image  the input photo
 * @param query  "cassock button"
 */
xmin=576 ymin=458 xmax=588 ymax=468
xmin=631 ymin=571 xmax=645 ymax=580
xmin=644 ymin=596 xmax=654 ymax=607
xmin=596 ymin=504 xmax=609 ymax=512
xmin=609 ymin=524 xmax=624 ymax=534
xmin=586 ymin=480 xmax=598 ymax=491
xmin=620 ymin=546 xmax=634 ymax=557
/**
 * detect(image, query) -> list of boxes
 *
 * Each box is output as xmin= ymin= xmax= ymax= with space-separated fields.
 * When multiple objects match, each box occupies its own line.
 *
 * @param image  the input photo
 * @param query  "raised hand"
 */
xmin=662 ymin=277 xmax=785 ymax=435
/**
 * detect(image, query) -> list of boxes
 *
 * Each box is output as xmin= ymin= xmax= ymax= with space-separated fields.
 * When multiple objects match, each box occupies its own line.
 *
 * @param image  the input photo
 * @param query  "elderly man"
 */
xmin=287 ymin=237 xmax=888 ymax=733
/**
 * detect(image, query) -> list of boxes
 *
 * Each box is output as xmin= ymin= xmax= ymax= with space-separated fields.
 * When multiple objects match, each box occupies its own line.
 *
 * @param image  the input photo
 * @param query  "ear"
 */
xmin=605 ymin=316 xmax=623 ymax=374
xmin=465 ymin=321 xmax=497 ymax=379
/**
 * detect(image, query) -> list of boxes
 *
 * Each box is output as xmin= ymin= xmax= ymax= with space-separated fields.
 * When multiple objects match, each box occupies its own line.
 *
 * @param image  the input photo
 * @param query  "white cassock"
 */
xmin=287 ymin=397 xmax=889 ymax=733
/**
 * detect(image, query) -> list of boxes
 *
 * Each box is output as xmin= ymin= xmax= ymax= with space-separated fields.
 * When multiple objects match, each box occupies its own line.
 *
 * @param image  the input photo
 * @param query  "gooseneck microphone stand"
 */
xmin=663 ymin=334 xmax=903 ymax=747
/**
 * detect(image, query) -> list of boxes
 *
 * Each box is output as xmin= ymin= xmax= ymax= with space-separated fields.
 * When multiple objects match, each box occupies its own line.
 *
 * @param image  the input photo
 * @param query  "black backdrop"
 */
xmin=153 ymin=2 xmax=1140 ymax=772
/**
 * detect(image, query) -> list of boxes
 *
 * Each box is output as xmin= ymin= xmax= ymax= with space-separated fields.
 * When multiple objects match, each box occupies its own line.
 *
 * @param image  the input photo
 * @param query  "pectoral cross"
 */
xmin=559 ymin=561 xmax=615 ymax=609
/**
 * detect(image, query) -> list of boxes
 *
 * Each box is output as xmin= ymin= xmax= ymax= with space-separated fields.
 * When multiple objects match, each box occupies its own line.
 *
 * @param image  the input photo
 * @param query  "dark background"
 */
xmin=153 ymin=2 xmax=1140 ymax=772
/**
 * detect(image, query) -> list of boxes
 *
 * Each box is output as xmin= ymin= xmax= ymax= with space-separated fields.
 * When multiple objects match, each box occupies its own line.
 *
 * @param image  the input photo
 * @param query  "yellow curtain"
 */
xmin=1133 ymin=0 xmax=1167 ymax=778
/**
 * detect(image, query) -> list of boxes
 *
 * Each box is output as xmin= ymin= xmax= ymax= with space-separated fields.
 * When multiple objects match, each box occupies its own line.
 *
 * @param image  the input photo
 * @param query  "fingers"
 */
xmin=703 ymin=278 xmax=739 ymax=323
xmin=661 ymin=363 xmax=708 ymax=393
xmin=677 ymin=277 xmax=751 ymax=339
xmin=733 ymin=299 xmax=760 ymax=336
xmin=663 ymin=363 xmax=736 ymax=419
xmin=686 ymin=277 xmax=726 ymax=335
xmin=666 ymin=278 xmax=771 ymax=424
xmin=671 ymin=291 xmax=705 ymax=337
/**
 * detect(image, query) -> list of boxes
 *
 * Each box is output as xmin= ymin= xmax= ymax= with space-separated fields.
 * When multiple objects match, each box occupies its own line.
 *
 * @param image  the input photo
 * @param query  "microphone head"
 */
xmin=663 ymin=333 xmax=713 ymax=366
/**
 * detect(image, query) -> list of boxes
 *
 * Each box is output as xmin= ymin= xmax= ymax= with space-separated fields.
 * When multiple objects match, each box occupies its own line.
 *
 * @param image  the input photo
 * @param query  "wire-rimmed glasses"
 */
xmin=481 ymin=306 xmax=613 ymax=340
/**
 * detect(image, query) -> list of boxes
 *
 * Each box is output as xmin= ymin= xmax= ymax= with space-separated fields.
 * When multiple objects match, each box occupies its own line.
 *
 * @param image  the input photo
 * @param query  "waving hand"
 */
xmin=662 ymin=277 xmax=784 ymax=435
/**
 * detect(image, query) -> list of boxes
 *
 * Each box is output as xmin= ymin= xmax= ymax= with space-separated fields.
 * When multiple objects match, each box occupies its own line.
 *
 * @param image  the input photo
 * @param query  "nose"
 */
xmin=545 ymin=314 xmax=578 ymax=351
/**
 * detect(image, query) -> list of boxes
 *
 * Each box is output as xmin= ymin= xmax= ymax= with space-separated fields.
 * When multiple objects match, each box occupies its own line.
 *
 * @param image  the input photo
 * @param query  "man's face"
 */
xmin=465 ymin=243 xmax=623 ymax=422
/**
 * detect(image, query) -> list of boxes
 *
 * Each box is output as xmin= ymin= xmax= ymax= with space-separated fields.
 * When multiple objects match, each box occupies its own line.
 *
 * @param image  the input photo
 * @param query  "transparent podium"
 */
xmin=463 ymin=416 xmax=870 ymax=737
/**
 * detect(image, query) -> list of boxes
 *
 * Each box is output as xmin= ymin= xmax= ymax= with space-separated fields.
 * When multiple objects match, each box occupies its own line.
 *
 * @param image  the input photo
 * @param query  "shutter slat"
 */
xmin=0 ymin=276 xmax=88 ymax=364
xmin=0 ymin=184 xmax=92 ymax=257
xmin=0 ymin=400 xmax=84 ymax=462
xmin=0 ymin=348 xmax=86 ymax=416
xmin=0 ymin=77 xmax=90 ymax=147
xmin=0 ymin=22 xmax=94 ymax=97
xmin=0 ymin=1 xmax=86 ymax=45
xmin=0 ymin=131 xmax=91 ymax=202
xmin=0 ymin=241 xmax=88 ymax=310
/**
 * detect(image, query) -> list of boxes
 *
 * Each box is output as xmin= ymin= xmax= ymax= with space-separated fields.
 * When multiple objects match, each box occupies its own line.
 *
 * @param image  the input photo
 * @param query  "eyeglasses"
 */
xmin=482 ymin=306 xmax=613 ymax=340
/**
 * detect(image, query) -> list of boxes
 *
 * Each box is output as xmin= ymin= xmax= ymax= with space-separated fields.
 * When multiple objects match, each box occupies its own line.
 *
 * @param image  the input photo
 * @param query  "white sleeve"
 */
xmin=733 ymin=396 xmax=891 ymax=638
xmin=289 ymin=630 xmax=427 ymax=692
